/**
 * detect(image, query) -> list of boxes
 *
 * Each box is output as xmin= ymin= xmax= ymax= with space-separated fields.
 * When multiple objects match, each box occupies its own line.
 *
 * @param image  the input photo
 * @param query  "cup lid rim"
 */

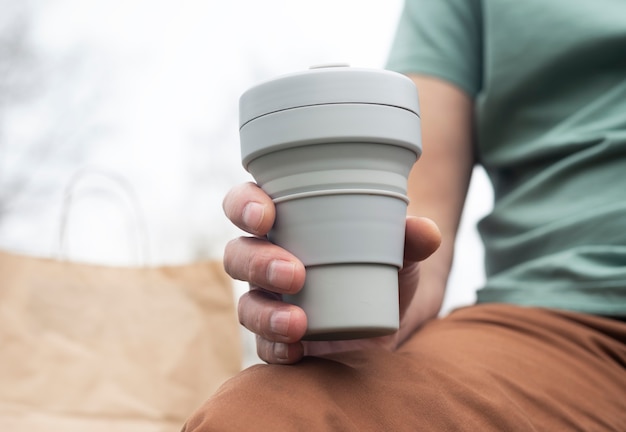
xmin=239 ymin=66 xmax=420 ymax=128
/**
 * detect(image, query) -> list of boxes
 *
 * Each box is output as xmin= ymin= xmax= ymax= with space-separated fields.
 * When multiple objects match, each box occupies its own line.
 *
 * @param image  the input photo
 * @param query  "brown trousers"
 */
xmin=182 ymin=304 xmax=626 ymax=431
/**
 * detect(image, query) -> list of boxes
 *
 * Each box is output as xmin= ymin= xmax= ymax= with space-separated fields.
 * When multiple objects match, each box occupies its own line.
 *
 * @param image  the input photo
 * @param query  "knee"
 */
xmin=182 ymin=358 xmax=352 ymax=431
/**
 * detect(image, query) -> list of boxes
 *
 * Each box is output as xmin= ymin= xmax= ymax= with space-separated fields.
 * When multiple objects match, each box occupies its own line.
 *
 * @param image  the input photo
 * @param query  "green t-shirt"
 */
xmin=387 ymin=0 xmax=626 ymax=316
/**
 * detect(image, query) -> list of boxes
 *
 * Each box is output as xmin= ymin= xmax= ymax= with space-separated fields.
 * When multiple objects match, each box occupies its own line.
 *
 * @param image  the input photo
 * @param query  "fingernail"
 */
xmin=242 ymin=202 xmax=264 ymax=232
xmin=270 ymin=310 xmax=291 ymax=337
xmin=267 ymin=260 xmax=295 ymax=289
xmin=273 ymin=342 xmax=289 ymax=361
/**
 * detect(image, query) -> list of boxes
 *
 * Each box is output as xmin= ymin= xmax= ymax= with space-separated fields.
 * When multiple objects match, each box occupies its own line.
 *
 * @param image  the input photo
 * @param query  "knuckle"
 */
xmin=236 ymin=293 xmax=248 ymax=326
xmin=247 ymin=251 xmax=271 ymax=286
xmin=238 ymin=290 xmax=275 ymax=340
xmin=224 ymin=238 xmax=269 ymax=285
xmin=222 ymin=239 xmax=239 ymax=276
xmin=256 ymin=335 xmax=272 ymax=362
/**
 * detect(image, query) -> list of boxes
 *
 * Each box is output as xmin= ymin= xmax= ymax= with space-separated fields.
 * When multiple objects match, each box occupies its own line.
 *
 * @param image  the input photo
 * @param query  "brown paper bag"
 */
xmin=0 ymin=250 xmax=241 ymax=432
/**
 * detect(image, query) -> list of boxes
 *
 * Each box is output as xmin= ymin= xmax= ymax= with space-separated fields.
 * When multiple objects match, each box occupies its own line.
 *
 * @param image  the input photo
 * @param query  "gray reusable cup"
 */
xmin=239 ymin=65 xmax=421 ymax=340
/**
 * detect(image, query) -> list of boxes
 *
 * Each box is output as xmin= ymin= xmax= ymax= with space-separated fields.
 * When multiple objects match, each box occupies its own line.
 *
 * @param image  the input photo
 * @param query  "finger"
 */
xmin=404 ymin=216 xmax=442 ymax=262
xmin=238 ymin=289 xmax=308 ymax=342
xmin=256 ymin=337 xmax=306 ymax=365
xmin=238 ymin=289 xmax=307 ymax=364
xmin=222 ymin=182 xmax=275 ymax=236
xmin=224 ymin=237 xmax=306 ymax=294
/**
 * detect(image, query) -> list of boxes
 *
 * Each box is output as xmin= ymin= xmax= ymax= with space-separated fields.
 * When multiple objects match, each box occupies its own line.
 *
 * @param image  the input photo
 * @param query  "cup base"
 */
xmin=303 ymin=326 xmax=397 ymax=341
xmin=285 ymin=263 xmax=400 ymax=341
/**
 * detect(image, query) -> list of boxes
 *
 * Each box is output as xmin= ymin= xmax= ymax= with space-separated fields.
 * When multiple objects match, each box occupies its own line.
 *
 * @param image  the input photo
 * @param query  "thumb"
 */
xmin=404 ymin=216 xmax=441 ymax=263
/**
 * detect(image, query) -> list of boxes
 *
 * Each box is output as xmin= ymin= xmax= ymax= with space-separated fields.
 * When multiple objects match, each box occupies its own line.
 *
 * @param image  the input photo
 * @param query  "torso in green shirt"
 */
xmin=387 ymin=0 xmax=626 ymax=316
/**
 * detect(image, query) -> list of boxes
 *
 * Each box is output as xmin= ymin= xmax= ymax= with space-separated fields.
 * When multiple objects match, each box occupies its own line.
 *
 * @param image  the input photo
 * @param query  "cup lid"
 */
xmin=239 ymin=65 xmax=420 ymax=128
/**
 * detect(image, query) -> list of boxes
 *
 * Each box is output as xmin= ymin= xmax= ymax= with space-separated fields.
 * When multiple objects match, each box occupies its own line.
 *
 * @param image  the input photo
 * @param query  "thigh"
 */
xmin=182 ymin=304 xmax=626 ymax=432
xmin=398 ymin=303 xmax=626 ymax=431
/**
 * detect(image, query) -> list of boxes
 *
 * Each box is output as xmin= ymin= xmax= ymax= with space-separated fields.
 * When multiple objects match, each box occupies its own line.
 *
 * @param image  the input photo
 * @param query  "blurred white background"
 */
xmin=0 ymin=0 xmax=492 ymax=365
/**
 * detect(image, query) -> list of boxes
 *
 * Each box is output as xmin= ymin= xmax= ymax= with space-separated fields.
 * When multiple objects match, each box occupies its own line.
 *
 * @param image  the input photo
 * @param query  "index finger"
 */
xmin=223 ymin=182 xmax=275 ymax=236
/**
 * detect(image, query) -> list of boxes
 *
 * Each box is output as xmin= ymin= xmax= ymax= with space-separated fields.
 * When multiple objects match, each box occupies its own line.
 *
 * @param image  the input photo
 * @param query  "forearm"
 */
xmin=400 ymin=75 xmax=475 ymax=339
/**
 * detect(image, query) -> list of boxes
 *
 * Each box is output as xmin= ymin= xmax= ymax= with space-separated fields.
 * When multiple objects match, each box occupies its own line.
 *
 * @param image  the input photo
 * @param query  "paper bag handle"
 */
xmin=57 ymin=167 xmax=150 ymax=266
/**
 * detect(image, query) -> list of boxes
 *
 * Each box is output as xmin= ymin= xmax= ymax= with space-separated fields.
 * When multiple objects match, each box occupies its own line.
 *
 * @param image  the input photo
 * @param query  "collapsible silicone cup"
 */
xmin=239 ymin=66 xmax=421 ymax=340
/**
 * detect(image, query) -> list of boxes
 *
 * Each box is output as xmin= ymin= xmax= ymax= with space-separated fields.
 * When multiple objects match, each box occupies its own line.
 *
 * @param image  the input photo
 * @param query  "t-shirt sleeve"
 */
xmin=386 ymin=0 xmax=483 ymax=98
